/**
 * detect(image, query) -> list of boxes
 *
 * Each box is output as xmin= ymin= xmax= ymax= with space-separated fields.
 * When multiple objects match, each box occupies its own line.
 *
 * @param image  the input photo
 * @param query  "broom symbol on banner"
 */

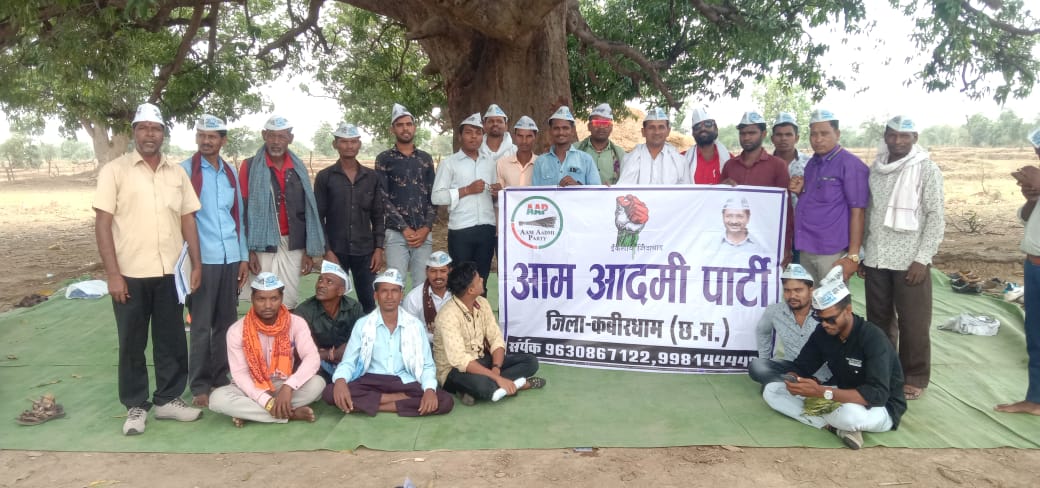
xmin=518 ymin=216 xmax=557 ymax=228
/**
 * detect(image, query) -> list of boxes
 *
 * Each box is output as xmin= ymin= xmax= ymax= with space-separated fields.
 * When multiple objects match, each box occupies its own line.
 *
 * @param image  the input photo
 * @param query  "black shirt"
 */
xmin=793 ymin=314 xmax=908 ymax=429
xmin=375 ymin=146 xmax=437 ymax=231
xmin=314 ymin=162 xmax=385 ymax=256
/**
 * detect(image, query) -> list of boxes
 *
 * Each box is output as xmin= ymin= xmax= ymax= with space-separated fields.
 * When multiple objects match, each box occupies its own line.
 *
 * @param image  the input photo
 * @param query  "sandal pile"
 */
xmin=16 ymin=394 xmax=66 ymax=426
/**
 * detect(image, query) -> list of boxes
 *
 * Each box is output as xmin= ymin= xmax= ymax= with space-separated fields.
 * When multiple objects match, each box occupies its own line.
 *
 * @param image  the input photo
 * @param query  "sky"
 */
xmin=2 ymin=0 xmax=1037 ymax=149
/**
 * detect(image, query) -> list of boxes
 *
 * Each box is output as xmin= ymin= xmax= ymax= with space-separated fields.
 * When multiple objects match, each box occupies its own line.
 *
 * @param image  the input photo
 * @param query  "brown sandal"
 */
xmin=16 ymin=394 xmax=66 ymax=426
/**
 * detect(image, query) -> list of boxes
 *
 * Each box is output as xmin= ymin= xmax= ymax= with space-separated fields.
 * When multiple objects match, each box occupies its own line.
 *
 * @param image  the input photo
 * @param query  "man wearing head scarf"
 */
xmin=402 ymin=251 xmax=454 ymax=339
xmin=94 ymin=102 xmax=203 ymax=435
xmin=294 ymin=261 xmax=364 ymax=383
xmin=494 ymin=116 xmax=540 ymax=189
xmin=532 ymin=106 xmax=602 ymax=187
xmin=576 ymin=103 xmax=626 ymax=185
xmin=479 ymin=103 xmax=517 ymax=162
xmin=860 ymin=116 xmax=945 ymax=402
xmin=179 ymin=114 xmax=248 ymax=407
xmin=683 ymin=107 xmax=731 ymax=184
xmin=238 ymin=115 xmax=326 ymax=309
xmin=209 ymin=272 xmax=325 ymax=427
xmin=432 ymin=113 xmax=497 ymax=295
xmin=761 ymin=266 xmax=907 ymax=450
xmin=616 ymin=108 xmax=690 ymax=185
xmin=998 ymin=128 xmax=1040 ymax=416
xmin=748 ymin=264 xmax=829 ymax=385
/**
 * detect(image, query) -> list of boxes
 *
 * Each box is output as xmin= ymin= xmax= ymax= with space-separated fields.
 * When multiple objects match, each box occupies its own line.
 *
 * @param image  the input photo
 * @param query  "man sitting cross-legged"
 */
xmin=325 ymin=269 xmax=454 ymax=416
xmin=401 ymin=251 xmax=453 ymax=340
xmin=295 ymin=261 xmax=365 ymax=383
xmin=209 ymin=272 xmax=325 ymax=427
xmin=433 ymin=261 xmax=546 ymax=405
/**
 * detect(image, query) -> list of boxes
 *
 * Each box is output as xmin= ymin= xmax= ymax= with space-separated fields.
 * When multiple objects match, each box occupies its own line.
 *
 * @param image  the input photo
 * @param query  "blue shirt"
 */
xmin=332 ymin=310 xmax=438 ymax=390
xmin=180 ymin=156 xmax=247 ymax=264
xmin=531 ymin=146 xmax=602 ymax=186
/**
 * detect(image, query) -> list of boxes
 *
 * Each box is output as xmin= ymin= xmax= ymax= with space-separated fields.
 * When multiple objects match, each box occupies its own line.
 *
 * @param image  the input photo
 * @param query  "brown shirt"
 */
xmin=93 ymin=150 xmax=201 ymax=278
xmin=432 ymin=296 xmax=506 ymax=385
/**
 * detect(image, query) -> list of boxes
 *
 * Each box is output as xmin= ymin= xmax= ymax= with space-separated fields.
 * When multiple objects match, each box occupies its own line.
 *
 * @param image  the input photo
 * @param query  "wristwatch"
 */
xmin=823 ymin=389 xmax=834 ymax=401
xmin=846 ymin=254 xmax=860 ymax=264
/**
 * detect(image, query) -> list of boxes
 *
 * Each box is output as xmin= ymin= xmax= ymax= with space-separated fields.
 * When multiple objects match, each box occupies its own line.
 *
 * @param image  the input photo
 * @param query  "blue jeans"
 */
xmin=384 ymin=230 xmax=433 ymax=293
xmin=1024 ymin=259 xmax=1040 ymax=402
xmin=748 ymin=358 xmax=796 ymax=385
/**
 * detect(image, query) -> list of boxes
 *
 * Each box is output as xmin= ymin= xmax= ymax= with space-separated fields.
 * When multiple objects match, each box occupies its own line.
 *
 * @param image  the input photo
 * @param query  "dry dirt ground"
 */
xmin=2 ymin=147 xmax=1039 ymax=486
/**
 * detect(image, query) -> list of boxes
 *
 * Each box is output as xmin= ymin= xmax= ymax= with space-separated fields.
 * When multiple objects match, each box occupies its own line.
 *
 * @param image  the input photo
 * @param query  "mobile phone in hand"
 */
xmin=781 ymin=373 xmax=798 ymax=383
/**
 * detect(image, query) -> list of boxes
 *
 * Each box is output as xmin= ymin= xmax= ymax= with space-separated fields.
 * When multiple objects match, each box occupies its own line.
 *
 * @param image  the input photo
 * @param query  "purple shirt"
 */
xmin=794 ymin=145 xmax=869 ymax=255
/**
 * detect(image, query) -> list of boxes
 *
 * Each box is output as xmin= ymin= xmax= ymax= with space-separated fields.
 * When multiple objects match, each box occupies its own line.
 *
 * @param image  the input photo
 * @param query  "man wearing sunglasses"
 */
xmin=761 ymin=266 xmax=907 ymax=450
xmin=576 ymin=103 xmax=626 ymax=185
xmin=683 ymin=108 xmax=731 ymax=184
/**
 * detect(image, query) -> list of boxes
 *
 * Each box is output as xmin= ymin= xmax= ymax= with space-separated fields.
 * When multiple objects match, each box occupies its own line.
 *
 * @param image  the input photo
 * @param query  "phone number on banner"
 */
xmin=508 ymin=336 xmax=754 ymax=373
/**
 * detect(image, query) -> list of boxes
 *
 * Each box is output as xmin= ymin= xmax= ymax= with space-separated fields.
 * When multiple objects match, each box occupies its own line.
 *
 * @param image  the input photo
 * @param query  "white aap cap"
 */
xmin=373 ymin=268 xmax=406 ymax=289
xmin=722 ymin=196 xmax=750 ymax=211
xmin=809 ymin=109 xmax=838 ymax=124
xmin=513 ymin=115 xmax=538 ymax=132
xmin=780 ymin=263 xmax=814 ymax=285
xmin=811 ymin=265 xmax=850 ymax=310
xmin=251 ymin=272 xmax=285 ymax=291
xmin=391 ymin=103 xmax=413 ymax=124
xmin=549 ymin=106 xmax=575 ymax=123
xmin=264 ymin=115 xmax=293 ymax=131
xmin=459 ymin=113 xmax=483 ymax=129
xmin=484 ymin=104 xmax=508 ymax=121
xmin=1030 ymin=128 xmax=1040 ymax=149
xmin=589 ymin=103 xmax=613 ymax=120
xmin=738 ymin=111 xmax=766 ymax=127
xmin=644 ymin=107 xmax=669 ymax=122
xmin=886 ymin=115 xmax=917 ymax=133
xmin=689 ymin=107 xmax=713 ymax=126
xmin=773 ymin=112 xmax=798 ymax=129
xmin=426 ymin=251 xmax=453 ymax=268
xmin=333 ymin=122 xmax=361 ymax=139
xmin=320 ymin=261 xmax=352 ymax=295
xmin=132 ymin=102 xmax=164 ymax=127
xmin=196 ymin=114 xmax=226 ymax=131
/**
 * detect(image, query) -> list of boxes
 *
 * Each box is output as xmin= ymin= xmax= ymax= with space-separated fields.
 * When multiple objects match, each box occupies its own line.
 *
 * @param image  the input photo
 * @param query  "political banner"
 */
xmin=497 ymin=185 xmax=787 ymax=373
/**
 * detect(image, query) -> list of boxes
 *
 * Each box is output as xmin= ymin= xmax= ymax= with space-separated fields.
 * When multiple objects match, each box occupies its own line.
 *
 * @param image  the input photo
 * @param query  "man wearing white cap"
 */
xmin=789 ymin=109 xmax=869 ymax=283
xmin=762 ymin=266 xmax=907 ymax=449
xmin=180 ymin=114 xmax=248 ymax=407
xmin=713 ymin=196 xmax=769 ymax=262
xmin=294 ymin=261 xmax=365 ymax=383
xmin=480 ymin=103 xmax=517 ymax=162
xmin=434 ymin=262 xmax=545 ymax=405
xmin=861 ymin=115 xmax=944 ymax=401
xmin=314 ymin=122 xmax=385 ymax=313
xmin=616 ymin=107 xmax=690 ymax=185
xmin=532 ymin=106 xmax=601 ymax=186
xmin=748 ymin=264 xmax=829 ymax=385
xmin=376 ymin=104 xmax=437 ymax=292
xmin=402 ymin=251 xmax=454 ymax=337
xmin=683 ymin=107 xmax=731 ymax=184
xmin=209 ymin=272 xmax=325 ymax=427
xmin=576 ymin=103 xmax=626 ymax=185
xmin=495 ymin=116 xmax=540 ymax=189
xmin=326 ymin=269 xmax=455 ymax=416
xmin=996 ymin=128 xmax=1040 ymax=415
xmin=239 ymin=114 xmax=325 ymax=309
xmin=94 ymin=102 xmax=203 ymax=435
xmin=771 ymin=112 xmax=811 ymax=183
xmin=432 ymin=113 xmax=497 ymax=294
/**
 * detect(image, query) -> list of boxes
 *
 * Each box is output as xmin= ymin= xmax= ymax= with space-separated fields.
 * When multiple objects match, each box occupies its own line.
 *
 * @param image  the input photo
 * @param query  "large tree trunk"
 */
xmin=81 ymin=118 xmax=129 ymax=167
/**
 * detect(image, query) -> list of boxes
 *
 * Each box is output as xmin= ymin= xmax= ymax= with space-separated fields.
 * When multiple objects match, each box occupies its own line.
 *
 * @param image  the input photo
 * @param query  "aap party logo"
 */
xmin=510 ymin=196 xmax=563 ymax=249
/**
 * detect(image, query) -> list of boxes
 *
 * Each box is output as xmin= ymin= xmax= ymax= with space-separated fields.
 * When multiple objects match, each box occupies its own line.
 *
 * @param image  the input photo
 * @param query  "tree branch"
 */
xmin=256 ymin=0 xmax=324 ymax=67
xmin=150 ymin=4 xmax=207 ymax=102
xmin=960 ymin=1 xmax=1040 ymax=36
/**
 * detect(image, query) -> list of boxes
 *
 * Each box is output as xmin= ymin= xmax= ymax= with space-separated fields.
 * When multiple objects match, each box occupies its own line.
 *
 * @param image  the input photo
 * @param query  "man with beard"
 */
xmin=179 ymin=114 xmax=248 ymax=407
xmin=532 ymin=106 xmax=601 ymax=187
xmin=314 ymin=122 xmax=385 ymax=313
xmin=616 ymin=107 xmax=690 ymax=185
xmin=239 ymin=115 xmax=326 ymax=309
xmin=294 ymin=261 xmax=364 ymax=383
xmin=376 ymin=104 xmax=437 ymax=291
xmin=748 ymin=264 xmax=828 ymax=385
xmin=209 ymin=272 xmax=325 ymax=427
xmin=432 ymin=113 xmax=497 ymax=294
xmin=684 ymin=107 xmax=731 ymax=184
xmin=860 ymin=116 xmax=944 ymax=401
xmin=94 ymin=102 xmax=203 ymax=435
xmin=576 ymin=103 xmax=626 ymax=185
xmin=402 ymin=251 xmax=453 ymax=339
xmin=480 ymin=104 xmax=516 ymax=162
xmin=494 ymin=116 xmax=539 ymax=189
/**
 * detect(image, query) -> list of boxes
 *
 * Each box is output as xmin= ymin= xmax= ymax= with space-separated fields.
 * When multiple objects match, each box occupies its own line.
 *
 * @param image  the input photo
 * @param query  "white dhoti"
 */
xmin=239 ymin=235 xmax=306 ymax=308
xmin=209 ymin=376 xmax=325 ymax=424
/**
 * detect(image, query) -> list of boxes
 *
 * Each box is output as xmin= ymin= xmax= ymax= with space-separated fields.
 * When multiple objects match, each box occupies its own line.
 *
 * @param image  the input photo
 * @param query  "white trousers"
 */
xmin=209 ymin=376 xmax=325 ymax=423
xmin=240 ymin=235 xmax=306 ymax=308
xmin=762 ymin=381 xmax=894 ymax=432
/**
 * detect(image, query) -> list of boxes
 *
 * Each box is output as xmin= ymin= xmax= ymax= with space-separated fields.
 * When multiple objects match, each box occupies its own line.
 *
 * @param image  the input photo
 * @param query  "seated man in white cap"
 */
xmin=617 ymin=107 xmax=690 ymax=185
xmin=532 ymin=106 xmax=602 ymax=187
xmin=862 ymin=115 xmax=944 ymax=402
xmin=401 ymin=251 xmax=453 ymax=339
xmin=683 ymin=107 xmax=731 ymax=184
xmin=576 ymin=103 xmax=626 ymax=185
xmin=480 ymin=103 xmax=517 ymax=162
xmin=762 ymin=266 xmax=907 ymax=450
xmin=238 ymin=114 xmax=326 ymax=309
xmin=209 ymin=272 xmax=325 ymax=427
xmin=432 ymin=113 xmax=497 ymax=295
xmin=325 ymin=269 xmax=455 ymax=416
xmin=749 ymin=264 xmax=829 ymax=385
xmin=294 ymin=261 xmax=365 ymax=383
xmin=494 ymin=116 xmax=540 ymax=190
xmin=434 ymin=261 xmax=545 ymax=405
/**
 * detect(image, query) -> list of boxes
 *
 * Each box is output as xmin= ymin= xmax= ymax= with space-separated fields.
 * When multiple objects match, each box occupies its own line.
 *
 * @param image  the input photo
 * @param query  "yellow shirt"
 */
xmin=496 ymin=153 xmax=535 ymax=188
xmin=432 ymin=296 xmax=506 ymax=385
xmin=92 ymin=150 xmax=201 ymax=278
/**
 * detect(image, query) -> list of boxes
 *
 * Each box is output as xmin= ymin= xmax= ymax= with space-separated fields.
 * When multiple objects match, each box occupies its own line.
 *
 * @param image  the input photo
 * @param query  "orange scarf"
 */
xmin=242 ymin=305 xmax=293 ymax=391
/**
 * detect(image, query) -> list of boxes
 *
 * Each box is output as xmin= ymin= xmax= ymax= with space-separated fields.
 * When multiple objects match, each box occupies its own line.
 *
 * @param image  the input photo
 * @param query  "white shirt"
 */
xmin=431 ymin=149 xmax=497 ymax=229
xmin=617 ymin=143 xmax=690 ymax=185
xmin=480 ymin=132 xmax=517 ymax=162
xmin=402 ymin=285 xmax=453 ymax=321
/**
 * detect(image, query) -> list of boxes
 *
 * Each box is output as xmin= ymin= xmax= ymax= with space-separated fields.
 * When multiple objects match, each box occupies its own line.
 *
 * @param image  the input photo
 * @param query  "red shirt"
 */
xmin=694 ymin=147 xmax=721 ymax=184
xmin=239 ymin=152 xmax=293 ymax=236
